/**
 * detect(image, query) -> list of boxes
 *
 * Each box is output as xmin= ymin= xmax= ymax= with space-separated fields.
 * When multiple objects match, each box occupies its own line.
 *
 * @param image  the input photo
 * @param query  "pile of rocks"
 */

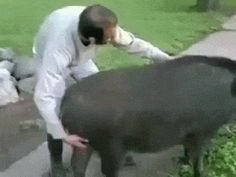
xmin=0 ymin=48 xmax=36 ymax=107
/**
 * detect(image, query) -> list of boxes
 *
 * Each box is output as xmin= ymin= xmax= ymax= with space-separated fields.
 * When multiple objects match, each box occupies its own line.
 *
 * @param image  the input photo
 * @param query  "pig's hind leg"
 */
xmin=184 ymin=133 xmax=212 ymax=177
xmin=99 ymin=140 xmax=126 ymax=177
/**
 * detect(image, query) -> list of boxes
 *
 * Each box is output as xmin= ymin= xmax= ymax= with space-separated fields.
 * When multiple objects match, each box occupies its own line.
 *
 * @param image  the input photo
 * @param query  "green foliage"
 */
xmin=178 ymin=122 xmax=236 ymax=177
xmin=0 ymin=0 xmax=228 ymax=69
xmin=205 ymin=123 xmax=236 ymax=177
xmin=178 ymin=164 xmax=194 ymax=177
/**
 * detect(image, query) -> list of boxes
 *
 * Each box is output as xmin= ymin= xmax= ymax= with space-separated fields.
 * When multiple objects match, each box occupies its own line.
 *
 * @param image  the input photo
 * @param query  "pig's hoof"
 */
xmin=123 ymin=155 xmax=136 ymax=166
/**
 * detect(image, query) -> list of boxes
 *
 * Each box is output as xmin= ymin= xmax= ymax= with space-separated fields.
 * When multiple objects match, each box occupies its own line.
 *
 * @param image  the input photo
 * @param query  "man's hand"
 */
xmin=63 ymin=134 xmax=89 ymax=149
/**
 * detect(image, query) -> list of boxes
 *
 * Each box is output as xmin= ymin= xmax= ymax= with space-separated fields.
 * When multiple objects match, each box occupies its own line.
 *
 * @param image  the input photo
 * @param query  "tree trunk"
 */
xmin=196 ymin=0 xmax=220 ymax=11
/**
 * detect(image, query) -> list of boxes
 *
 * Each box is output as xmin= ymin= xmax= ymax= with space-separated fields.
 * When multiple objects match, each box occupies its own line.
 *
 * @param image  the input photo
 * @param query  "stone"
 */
xmin=0 ymin=48 xmax=16 ymax=61
xmin=19 ymin=118 xmax=45 ymax=131
xmin=0 ymin=60 xmax=15 ymax=73
xmin=0 ymin=69 xmax=20 ymax=107
xmin=17 ymin=76 xmax=36 ymax=94
xmin=13 ymin=56 xmax=35 ymax=80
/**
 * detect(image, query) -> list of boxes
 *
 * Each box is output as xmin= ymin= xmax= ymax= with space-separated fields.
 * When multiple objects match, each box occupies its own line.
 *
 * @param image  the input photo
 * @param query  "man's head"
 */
xmin=78 ymin=4 xmax=118 ymax=45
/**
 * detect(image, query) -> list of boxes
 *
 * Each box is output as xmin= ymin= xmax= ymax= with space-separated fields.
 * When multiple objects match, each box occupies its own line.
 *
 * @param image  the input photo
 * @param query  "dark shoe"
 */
xmin=50 ymin=163 xmax=67 ymax=177
xmin=123 ymin=155 xmax=136 ymax=166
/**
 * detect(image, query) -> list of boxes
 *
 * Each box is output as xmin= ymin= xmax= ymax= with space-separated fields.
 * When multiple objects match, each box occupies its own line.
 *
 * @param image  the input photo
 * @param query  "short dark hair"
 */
xmin=78 ymin=4 xmax=118 ymax=45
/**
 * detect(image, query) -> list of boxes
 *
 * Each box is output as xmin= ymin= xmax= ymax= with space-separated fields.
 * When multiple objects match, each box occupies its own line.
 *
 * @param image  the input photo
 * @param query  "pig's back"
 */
xmin=61 ymin=56 xmax=236 ymax=140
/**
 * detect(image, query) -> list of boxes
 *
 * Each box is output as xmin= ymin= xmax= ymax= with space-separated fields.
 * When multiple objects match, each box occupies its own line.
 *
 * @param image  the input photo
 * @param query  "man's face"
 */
xmin=79 ymin=25 xmax=117 ymax=46
xmin=103 ymin=25 xmax=116 ymax=45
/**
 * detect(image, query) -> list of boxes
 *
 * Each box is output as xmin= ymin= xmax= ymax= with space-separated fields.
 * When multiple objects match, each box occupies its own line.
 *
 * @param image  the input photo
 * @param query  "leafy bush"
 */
xmin=178 ymin=122 xmax=236 ymax=177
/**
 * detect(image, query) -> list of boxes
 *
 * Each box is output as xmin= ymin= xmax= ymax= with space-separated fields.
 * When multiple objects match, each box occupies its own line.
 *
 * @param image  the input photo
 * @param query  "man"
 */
xmin=33 ymin=4 xmax=172 ymax=177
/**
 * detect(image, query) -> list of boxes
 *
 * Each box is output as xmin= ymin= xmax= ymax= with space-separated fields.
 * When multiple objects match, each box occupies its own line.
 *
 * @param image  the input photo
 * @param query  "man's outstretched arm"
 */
xmin=112 ymin=26 xmax=172 ymax=61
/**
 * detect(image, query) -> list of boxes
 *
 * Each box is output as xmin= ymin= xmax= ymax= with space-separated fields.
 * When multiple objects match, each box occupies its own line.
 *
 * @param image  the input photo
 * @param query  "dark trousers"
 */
xmin=47 ymin=134 xmax=63 ymax=163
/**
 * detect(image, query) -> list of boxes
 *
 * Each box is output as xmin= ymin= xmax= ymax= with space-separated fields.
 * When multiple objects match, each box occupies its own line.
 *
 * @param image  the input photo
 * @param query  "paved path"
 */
xmin=0 ymin=92 xmax=45 ymax=171
xmin=182 ymin=15 xmax=236 ymax=59
xmin=0 ymin=144 xmax=182 ymax=177
xmin=1 ymin=14 xmax=236 ymax=177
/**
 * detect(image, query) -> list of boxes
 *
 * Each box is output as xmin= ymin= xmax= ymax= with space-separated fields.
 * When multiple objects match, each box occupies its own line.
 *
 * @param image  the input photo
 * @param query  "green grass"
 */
xmin=222 ymin=0 xmax=236 ymax=14
xmin=0 ymin=0 xmax=235 ymax=69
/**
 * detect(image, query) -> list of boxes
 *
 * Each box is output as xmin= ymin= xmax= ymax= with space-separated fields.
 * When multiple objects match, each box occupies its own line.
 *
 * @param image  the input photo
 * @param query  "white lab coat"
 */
xmin=33 ymin=6 xmax=171 ymax=139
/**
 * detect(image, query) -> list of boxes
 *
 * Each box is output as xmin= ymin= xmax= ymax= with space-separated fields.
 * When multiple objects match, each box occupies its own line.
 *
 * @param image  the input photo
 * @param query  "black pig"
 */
xmin=61 ymin=55 xmax=236 ymax=177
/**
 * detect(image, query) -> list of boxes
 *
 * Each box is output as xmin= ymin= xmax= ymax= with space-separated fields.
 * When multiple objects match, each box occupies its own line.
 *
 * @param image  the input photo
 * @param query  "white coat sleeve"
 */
xmin=34 ymin=49 xmax=71 ymax=139
xmin=113 ymin=26 xmax=171 ymax=61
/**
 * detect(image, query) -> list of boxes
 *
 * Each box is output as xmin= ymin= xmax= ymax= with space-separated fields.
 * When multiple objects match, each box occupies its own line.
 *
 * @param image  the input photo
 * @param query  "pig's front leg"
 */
xmin=71 ymin=145 xmax=93 ymax=177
